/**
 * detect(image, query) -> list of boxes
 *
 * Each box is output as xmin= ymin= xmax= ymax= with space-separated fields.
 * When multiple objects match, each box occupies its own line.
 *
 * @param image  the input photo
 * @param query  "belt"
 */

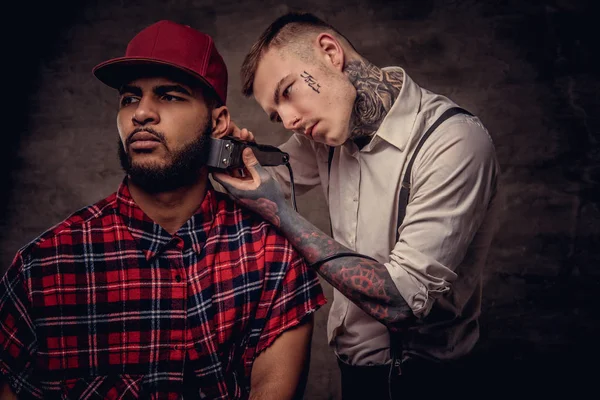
xmin=338 ymin=355 xmax=457 ymax=377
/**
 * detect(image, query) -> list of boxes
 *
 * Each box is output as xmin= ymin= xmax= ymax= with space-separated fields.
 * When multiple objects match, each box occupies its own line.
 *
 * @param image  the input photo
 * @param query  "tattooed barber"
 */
xmin=215 ymin=12 xmax=502 ymax=399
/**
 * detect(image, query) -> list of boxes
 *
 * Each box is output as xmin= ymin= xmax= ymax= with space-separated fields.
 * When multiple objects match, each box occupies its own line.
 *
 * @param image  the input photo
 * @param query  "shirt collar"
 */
xmin=363 ymin=67 xmax=422 ymax=153
xmin=116 ymin=178 xmax=219 ymax=262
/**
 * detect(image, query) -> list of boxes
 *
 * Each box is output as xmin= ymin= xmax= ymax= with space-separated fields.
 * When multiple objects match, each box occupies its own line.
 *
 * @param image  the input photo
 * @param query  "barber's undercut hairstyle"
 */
xmin=241 ymin=11 xmax=356 ymax=97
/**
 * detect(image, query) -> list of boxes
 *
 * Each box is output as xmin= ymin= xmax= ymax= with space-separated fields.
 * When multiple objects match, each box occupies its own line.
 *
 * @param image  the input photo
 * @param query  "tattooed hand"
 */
xmin=213 ymin=148 xmax=290 ymax=228
xmin=215 ymin=149 xmax=414 ymax=328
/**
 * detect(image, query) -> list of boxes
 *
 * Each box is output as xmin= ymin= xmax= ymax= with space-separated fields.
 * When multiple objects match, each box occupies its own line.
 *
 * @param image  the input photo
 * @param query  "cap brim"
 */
xmin=93 ymin=57 xmax=222 ymax=102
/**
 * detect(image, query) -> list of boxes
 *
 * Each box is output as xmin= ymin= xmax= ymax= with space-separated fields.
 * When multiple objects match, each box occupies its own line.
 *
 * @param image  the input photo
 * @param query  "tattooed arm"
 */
xmin=213 ymin=148 xmax=414 ymax=329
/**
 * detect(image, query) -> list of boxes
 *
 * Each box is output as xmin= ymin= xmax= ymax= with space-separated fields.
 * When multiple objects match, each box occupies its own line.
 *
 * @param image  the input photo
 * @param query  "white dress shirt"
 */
xmin=271 ymin=67 xmax=502 ymax=365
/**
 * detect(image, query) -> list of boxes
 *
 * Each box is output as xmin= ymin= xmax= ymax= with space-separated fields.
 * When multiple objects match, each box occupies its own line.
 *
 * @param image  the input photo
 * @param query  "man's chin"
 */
xmin=127 ymin=169 xmax=194 ymax=194
xmin=318 ymin=131 xmax=345 ymax=147
xmin=117 ymin=128 xmax=211 ymax=193
xmin=129 ymin=158 xmax=168 ymax=172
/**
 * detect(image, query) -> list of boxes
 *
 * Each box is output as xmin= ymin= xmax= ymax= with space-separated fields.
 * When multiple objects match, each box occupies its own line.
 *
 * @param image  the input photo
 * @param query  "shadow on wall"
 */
xmin=2 ymin=1 xmax=86 ymax=234
xmin=1 ymin=0 xmax=599 ymax=397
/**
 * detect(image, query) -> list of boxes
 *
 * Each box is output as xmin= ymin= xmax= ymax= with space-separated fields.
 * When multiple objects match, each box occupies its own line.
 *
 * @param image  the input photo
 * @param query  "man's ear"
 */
xmin=316 ymin=33 xmax=345 ymax=72
xmin=211 ymin=105 xmax=230 ymax=138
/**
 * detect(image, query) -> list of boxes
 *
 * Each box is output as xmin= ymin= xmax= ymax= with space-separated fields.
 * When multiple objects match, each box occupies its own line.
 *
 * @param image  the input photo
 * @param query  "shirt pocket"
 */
xmin=60 ymin=374 xmax=144 ymax=399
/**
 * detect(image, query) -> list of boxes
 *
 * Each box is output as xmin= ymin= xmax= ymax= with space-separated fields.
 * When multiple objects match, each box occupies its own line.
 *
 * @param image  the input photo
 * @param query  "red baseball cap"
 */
xmin=93 ymin=20 xmax=228 ymax=104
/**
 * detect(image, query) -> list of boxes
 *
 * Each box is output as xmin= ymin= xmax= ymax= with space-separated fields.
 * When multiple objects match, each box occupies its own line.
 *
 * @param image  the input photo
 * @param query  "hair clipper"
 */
xmin=206 ymin=136 xmax=289 ymax=170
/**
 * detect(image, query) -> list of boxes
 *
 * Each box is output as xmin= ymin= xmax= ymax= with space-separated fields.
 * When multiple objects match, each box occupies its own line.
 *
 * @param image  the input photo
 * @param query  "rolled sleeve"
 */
xmin=385 ymin=117 xmax=498 ymax=318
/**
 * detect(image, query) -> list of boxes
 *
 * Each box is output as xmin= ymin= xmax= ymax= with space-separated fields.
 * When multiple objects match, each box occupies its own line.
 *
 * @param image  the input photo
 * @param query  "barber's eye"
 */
xmin=270 ymin=112 xmax=282 ymax=123
xmin=282 ymin=85 xmax=292 ymax=97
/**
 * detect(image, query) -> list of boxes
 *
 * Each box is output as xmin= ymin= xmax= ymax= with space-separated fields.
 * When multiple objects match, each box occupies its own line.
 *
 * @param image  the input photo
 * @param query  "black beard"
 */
xmin=118 ymin=124 xmax=212 ymax=194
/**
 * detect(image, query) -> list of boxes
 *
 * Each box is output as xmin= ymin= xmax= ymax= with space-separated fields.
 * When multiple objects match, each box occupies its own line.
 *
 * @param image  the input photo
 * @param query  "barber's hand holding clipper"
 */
xmin=217 ymin=123 xmax=413 ymax=330
xmin=227 ymin=120 xmax=256 ymax=143
xmin=214 ymin=146 xmax=411 ymax=330
xmin=213 ymin=147 xmax=291 ymax=229
xmin=214 ymin=120 xmax=256 ymax=179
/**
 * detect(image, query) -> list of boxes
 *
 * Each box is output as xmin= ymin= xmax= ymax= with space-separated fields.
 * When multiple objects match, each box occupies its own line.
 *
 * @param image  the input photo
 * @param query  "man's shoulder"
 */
xmin=410 ymin=108 xmax=499 ymax=188
xmin=212 ymin=190 xmax=276 ymax=229
xmin=18 ymin=192 xmax=119 ymax=258
xmin=210 ymin=190 xmax=296 ymax=248
xmin=424 ymin=109 xmax=496 ymax=157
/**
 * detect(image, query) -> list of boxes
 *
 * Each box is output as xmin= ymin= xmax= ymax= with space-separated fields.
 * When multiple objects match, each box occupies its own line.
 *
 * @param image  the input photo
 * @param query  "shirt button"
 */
xmin=172 ymin=236 xmax=184 ymax=249
xmin=175 ymin=275 xmax=182 ymax=282
xmin=173 ymin=344 xmax=181 ymax=350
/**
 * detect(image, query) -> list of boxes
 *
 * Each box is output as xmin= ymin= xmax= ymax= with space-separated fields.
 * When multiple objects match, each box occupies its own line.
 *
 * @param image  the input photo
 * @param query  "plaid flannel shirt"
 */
xmin=0 ymin=179 xmax=326 ymax=399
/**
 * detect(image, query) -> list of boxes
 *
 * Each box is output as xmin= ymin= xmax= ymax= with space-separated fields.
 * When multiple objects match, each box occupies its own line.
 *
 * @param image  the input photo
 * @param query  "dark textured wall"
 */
xmin=2 ymin=0 xmax=598 ymax=397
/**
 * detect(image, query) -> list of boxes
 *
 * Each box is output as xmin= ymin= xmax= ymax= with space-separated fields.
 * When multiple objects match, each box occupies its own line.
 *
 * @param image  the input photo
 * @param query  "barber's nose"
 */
xmin=132 ymin=98 xmax=159 ymax=126
xmin=282 ymin=114 xmax=300 ymax=131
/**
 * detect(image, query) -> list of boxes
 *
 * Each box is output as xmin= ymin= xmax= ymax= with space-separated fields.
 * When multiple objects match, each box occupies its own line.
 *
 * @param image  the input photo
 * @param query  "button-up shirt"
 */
xmin=272 ymin=67 xmax=502 ymax=365
xmin=0 ymin=179 xmax=326 ymax=398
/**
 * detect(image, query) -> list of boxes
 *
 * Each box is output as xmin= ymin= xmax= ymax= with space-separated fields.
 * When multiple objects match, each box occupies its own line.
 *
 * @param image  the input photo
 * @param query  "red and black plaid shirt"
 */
xmin=0 ymin=180 xmax=326 ymax=399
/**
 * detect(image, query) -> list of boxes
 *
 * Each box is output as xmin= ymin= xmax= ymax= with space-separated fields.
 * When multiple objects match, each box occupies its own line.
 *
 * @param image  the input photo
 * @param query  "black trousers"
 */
xmin=338 ymin=357 xmax=467 ymax=399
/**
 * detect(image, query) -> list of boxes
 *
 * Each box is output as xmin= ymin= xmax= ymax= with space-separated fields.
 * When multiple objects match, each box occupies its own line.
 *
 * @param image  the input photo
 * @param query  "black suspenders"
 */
xmin=388 ymin=107 xmax=473 ymax=382
xmin=327 ymin=107 xmax=472 ymax=234
xmin=395 ymin=107 xmax=472 ymax=237
xmin=327 ymin=107 xmax=473 ymax=383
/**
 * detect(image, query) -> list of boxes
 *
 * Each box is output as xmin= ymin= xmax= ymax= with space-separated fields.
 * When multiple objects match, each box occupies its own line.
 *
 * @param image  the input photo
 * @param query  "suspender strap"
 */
xmin=325 ymin=107 xmax=473 ymax=384
xmin=327 ymin=107 xmax=472 ymax=241
xmin=328 ymin=146 xmax=335 ymax=178
xmin=395 ymin=107 xmax=472 ymax=240
xmin=389 ymin=107 xmax=472 ymax=379
xmin=327 ymin=146 xmax=335 ymax=236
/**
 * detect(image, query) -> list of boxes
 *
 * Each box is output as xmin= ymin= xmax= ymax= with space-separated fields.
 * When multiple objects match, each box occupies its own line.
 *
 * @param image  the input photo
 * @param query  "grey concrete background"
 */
xmin=2 ymin=0 xmax=598 ymax=397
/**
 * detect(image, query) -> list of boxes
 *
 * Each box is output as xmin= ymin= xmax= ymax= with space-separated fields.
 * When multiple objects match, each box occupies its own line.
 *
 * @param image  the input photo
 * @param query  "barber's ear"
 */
xmin=317 ymin=33 xmax=345 ymax=71
xmin=211 ymin=106 xmax=230 ymax=138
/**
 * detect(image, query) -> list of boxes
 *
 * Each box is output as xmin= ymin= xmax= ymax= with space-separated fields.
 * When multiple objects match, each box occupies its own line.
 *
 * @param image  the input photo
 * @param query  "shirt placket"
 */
xmin=331 ymin=146 xmax=361 ymax=349
xmin=166 ymin=235 xmax=187 ymax=374
xmin=345 ymin=150 xmax=361 ymax=250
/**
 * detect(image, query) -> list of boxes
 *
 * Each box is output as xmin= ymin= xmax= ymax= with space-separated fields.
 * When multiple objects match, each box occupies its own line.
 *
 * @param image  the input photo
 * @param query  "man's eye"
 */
xmin=282 ymin=84 xmax=292 ymax=97
xmin=270 ymin=113 xmax=282 ymax=123
xmin=162 ymin=94 xmax=182 ymax=102
xmin=120 ymin=96 xmax=138 ymax=107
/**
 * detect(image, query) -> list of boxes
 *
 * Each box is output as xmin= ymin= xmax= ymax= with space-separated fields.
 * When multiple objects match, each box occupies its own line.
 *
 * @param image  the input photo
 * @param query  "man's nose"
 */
xmin=283 ymin=114 xmax=300 ymax=131
xmin=132 ymin=98 xmax=159 ymax=125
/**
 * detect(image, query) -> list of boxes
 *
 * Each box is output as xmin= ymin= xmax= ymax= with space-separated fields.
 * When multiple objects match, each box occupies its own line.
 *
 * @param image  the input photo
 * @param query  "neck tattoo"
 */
xmin=345 ymin=60 xmax=404 ymax=141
